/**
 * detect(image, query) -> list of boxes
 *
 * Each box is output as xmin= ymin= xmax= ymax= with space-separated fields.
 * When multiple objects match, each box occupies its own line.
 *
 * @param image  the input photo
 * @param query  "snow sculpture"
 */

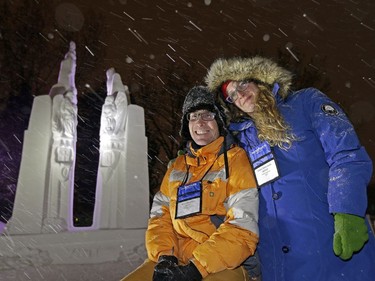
xmin=5 ymin=42 xmax=78 ymax=234
xmin=99 ymin=68 xmax=128 ymax=168
xmin=93 ymin=68 xmax=149 ymax=229
xmin=44 ymin=42 xmax=78 ymax=233
xmin=0 ymin=42 xmax=148 ymax=269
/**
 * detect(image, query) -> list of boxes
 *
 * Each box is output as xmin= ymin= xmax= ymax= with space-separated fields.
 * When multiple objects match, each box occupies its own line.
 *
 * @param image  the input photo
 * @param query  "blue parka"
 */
xmin=229 ymin=87 xmax=375 ymax=281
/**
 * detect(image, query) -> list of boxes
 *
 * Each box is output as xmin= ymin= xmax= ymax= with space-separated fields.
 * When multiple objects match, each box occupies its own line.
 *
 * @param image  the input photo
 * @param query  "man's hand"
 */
xmin=333 ymin=213 xmax=369 ymax=260
xmin=153 ymin=258 xmax=202 ymax=281
xmin=153 ymin=255 xmax=178 ymax=281
xmin=166 ymin=262 xmax=202 ymax=281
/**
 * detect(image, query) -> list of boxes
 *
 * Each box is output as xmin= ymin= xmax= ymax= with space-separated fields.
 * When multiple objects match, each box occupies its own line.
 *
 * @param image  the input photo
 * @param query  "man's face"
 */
xmin=188 ymin=109 xmax=220 ymax=146
xmin=226 ymin=81 xmax=260 ymax=114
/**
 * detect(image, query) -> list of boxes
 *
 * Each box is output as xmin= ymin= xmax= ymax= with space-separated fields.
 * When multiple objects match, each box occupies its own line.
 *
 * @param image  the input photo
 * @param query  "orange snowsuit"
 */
xmin=146 ymin=136 xmax=259 ymax=278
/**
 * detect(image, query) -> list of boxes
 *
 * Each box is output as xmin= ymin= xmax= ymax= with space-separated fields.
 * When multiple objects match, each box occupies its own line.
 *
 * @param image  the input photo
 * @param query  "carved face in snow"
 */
xmin=102 ymin=103 xmax=116 ymax=134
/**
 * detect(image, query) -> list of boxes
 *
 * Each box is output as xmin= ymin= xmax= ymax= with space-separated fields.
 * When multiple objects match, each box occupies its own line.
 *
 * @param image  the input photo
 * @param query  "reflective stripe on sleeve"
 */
xmin=169 ymin=169 xmax=191 ymax=183
xmin=226 ymin=188 xmax=259 ymax=236
xmin=150 ymin=191 xmax=170 ymax=218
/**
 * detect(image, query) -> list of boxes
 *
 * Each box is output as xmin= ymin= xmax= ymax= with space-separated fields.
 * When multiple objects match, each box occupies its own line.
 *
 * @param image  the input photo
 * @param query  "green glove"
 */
xmin=333 ymin=213 xmax=369 ymax=260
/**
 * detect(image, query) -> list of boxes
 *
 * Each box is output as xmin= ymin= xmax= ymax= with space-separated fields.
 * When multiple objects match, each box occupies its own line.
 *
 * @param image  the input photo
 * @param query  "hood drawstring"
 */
xmin=223 ymin=136 xmax=230 ymax=179
xmin=272 ymin=83 xmax=280 ymax=96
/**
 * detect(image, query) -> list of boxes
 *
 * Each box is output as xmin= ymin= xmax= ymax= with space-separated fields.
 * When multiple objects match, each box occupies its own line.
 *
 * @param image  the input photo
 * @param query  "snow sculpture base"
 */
xmin=0 ymin=229 xmax=146 ymax=271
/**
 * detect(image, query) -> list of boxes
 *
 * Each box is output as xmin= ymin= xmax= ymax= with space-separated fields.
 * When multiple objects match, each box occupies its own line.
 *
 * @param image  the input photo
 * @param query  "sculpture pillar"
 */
xmin=44 ymin=41 xmax=78 ymax=232
xmin=93 ymin=68 xmax=149 ymax=229
xmin=6 ymin=42 xmax=78 ymax=234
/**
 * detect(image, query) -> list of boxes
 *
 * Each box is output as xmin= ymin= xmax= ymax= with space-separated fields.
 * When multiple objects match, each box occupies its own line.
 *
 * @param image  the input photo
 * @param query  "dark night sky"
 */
xmin=50 ymin=0 xmax=375 ymax=181
xmin=1 ymin=0 xmax=375 ymax=222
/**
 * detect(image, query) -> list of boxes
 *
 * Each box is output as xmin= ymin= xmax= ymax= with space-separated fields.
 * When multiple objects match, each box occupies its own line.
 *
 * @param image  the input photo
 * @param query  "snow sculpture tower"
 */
xmin=44 ymin=42 xmax=78 ymax=233
xmin=93 ymin=68 xmax=149 ymax=229
xmin=6 ymin=42 xmax=78 ymax=234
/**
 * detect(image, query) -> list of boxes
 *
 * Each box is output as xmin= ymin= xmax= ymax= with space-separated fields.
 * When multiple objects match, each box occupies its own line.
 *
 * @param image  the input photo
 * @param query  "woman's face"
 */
xmin=226 ymin=81 xmax=260 ymax=115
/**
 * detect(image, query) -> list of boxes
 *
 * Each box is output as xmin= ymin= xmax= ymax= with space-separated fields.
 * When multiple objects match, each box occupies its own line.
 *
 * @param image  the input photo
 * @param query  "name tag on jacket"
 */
xmin=248 ymin=141 xmax=279 ymax=187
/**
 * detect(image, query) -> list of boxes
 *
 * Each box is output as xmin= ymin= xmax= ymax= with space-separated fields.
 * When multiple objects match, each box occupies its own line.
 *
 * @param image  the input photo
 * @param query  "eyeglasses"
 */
xmin=187 ymin=111 xmax=216 ymax=122
xmin=225 ymin=81 xmax=250 ymax=103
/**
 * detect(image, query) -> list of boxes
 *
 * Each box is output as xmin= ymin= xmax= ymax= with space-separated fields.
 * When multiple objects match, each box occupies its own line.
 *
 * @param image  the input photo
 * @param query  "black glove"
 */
xmin=153 ymin=255 xmax=178 ymax=281
xmin=166 ymin=262 xmax=202 ymax=281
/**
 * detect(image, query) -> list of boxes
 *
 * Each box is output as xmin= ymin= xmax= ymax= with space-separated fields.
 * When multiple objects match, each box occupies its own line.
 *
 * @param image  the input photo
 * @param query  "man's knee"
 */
xmin=204 ymin=266 xmax=249 ymax=281
xmin=120 ymin=259 xmax=155 ymax=281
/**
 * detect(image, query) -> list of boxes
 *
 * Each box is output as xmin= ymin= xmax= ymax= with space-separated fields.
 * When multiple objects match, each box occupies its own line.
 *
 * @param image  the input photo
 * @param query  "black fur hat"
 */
xmin=180 ymin=85 xmax=226 ymax=141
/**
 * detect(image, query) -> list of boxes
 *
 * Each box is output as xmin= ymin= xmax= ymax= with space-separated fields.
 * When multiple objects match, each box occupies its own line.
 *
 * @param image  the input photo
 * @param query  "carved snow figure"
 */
xmin=45 ymin=42 xmax=78 ymax=232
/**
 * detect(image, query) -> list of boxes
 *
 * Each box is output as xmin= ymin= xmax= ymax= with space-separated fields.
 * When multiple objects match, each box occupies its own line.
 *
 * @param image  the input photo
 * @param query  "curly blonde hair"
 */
xmin=218 ymin=84 xmax=296 ymax=149
xmin=206 ymin=56 xmax=298 ymax=149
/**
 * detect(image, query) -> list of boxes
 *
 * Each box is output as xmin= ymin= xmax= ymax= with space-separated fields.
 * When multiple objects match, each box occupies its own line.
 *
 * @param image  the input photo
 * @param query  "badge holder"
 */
xmin=248 ymin=141 xmax=280 ymax=187
xmin=175 ymin=181 xmax=202 ymax=219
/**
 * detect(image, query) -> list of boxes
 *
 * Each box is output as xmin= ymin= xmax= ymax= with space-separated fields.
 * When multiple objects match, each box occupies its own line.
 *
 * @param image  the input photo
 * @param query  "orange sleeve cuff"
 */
xmin=191 ymin=258 xmax=209 ymax=278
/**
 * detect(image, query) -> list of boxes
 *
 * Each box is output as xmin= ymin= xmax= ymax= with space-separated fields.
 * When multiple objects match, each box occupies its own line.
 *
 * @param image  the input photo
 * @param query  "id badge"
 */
xmin=248 ymin=141 xmax=279 ymax=187
xmin=175 ymin=181 xmax=202 ymax=219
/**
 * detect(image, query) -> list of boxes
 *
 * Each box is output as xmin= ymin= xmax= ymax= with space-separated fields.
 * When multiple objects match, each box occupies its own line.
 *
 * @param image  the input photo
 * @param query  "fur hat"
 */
xmin=205 ymin=56 xmax=293 ymax=99
xmin=180 ymin=86 xmax=226 ymax=141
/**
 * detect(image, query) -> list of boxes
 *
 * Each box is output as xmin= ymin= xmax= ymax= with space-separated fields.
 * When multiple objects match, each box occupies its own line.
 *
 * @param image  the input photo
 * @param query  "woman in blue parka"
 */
xmin=205 ymin=56 xmax=375 ymax=281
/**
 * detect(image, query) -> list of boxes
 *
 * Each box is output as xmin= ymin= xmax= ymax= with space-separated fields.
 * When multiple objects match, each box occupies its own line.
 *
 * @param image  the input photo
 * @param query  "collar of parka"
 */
xmin=205 ymin=56 xmax=293 ymax=99
xmin=186 ymin=136 xmax=225 ymax=167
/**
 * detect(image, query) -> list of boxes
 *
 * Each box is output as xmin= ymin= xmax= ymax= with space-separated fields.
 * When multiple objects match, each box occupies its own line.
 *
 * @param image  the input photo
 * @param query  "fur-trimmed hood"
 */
xmin=205 ymin=56 xmax=293 ymax=98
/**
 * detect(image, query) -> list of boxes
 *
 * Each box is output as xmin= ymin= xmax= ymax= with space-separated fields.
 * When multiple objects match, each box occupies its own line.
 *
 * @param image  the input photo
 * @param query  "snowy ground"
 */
xmin=0 ymin=228 xmax=147 ymax=281
xmin=0 ymin=259 xmax=144 ymax=281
